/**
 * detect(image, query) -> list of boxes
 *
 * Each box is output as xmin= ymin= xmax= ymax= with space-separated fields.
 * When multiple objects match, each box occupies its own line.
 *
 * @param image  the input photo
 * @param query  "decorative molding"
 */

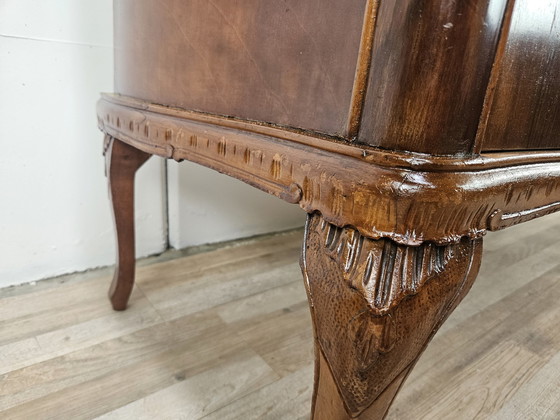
xmin=99 ymin=94 xmax=560 ymax=171
xmin=488 ymin=201 xmax=560 ymax=230
xmin=97 ymin=94 xmax=560 ymax=245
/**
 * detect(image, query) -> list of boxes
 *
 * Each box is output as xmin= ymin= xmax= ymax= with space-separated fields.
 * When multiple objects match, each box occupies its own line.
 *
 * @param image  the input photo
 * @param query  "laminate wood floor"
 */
xmin=2 ymin=214 xmax=560 ymax=420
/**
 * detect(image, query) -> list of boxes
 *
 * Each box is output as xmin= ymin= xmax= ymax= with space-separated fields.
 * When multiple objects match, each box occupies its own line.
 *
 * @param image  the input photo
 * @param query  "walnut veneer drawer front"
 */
xmin=114 ymin=0 xmax=366 ymax=138
xmin=99 ymin=1 xmax=560 ymax=418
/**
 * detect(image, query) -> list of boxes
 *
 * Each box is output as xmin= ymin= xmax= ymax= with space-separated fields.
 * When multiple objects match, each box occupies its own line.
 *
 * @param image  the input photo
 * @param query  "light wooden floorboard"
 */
xmin=1 ymin=216 xmax=560 ymax=419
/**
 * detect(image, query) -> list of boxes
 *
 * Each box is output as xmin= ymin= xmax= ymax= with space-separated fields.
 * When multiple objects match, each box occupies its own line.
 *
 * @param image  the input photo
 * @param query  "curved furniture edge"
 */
xmin=97 ymin=94 xmax=560 ymax=245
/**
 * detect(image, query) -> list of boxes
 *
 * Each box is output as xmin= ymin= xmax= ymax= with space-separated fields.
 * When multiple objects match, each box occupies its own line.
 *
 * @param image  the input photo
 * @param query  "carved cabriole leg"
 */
xmin=301 ymin=213 xmax=483 ymax=419
xmin=104 ymin=136 xmax=151 ymax=311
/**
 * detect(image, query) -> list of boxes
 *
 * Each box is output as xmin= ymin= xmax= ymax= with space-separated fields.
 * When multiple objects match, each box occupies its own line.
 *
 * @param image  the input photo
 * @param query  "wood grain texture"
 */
xmin=104 ymin=136 xmax=151 ymax=311
xmin=357 ymin=0 xmax=509 ymax=154
xmin=301 ymin=214 xmax=483 ymax=418
xmin=111 ymin=0 xmax=560 ymax=155
xmin=2 ymin=217 xmax=560 ymax=418
xmin=95 ymin=2 xmax=560 ymax=417
xmin=114 ymin=0 xmax=366 ymax=138
xmin=480 ymin=0 xmax=560 ymax=151
xmin=98 ymin=95 xmax=560 ymax=246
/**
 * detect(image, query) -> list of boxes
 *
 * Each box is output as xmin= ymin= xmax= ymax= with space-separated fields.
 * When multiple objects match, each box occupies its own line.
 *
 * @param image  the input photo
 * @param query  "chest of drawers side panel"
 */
xmin=113 ymin=0 xmax=366 ymax=138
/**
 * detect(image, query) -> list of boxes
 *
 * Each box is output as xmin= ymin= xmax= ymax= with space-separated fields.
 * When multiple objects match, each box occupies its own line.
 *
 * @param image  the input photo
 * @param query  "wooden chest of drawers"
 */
xmin=97 ymin=1 xmax=560 ymax=418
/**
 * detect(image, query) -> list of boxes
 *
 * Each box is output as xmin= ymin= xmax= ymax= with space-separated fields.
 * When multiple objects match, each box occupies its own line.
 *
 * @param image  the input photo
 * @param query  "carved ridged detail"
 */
xmin=97 ymin=95 xmax=560 ymax=245
xmin=270 ymin=154 xmax=283 ymax=180
xmin=217 ymin=137 xmax=227 ymax=156
xmin=320 ymin=221 xmax=453 ymax=316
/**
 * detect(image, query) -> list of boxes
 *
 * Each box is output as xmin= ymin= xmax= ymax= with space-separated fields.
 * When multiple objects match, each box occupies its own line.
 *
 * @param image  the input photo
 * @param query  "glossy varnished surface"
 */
xmin=98 ymin=95 xmax=560 ymax=246
xmin=114 ymin=0 xmax=366 ymax=138
xmin=357 ymin=0 xmax=508 ymax=154
xmin=114 ymin=0 xmax=560 ymax=154
xmin=99 ymin=2 xmax=560 ymax=418
xmin=480 ymin=0 xmax=560 ymax=151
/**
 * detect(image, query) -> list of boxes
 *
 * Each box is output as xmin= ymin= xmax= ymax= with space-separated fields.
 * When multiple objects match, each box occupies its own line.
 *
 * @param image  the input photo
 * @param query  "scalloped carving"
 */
xmin=320 ymin=220 xmax=453 ymax=315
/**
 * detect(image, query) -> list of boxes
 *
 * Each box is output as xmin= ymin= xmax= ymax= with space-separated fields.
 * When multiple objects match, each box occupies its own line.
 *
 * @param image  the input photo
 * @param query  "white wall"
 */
xmin=0 ymin=1 xmax=167 ymax=288
xmin=167 ymin=162 xmax=305 ymax=249
xmin=0 ymin=1 xmax=304 ymax=289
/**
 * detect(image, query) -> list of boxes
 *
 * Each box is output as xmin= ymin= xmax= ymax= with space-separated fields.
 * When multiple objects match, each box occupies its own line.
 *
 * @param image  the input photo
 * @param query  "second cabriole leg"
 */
xmin=104 ymin=136 xmax=151 ymax=311
xmin=301 ymin=213 xmax=483 ymax=419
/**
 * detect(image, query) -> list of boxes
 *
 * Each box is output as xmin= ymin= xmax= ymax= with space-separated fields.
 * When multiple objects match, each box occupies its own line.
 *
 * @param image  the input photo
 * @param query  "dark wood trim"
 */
xmin=355 ymin=0 xmax=509 ymax=155
xmin=100 ymin=94 xmax=560 ymax=171
xmin=98 ymin=94 xmax=560 ymax=245
xmin=345 ymin=0 xmax=380 ymax=140
xmin=474 ymin=0 xmax=517 ymax=154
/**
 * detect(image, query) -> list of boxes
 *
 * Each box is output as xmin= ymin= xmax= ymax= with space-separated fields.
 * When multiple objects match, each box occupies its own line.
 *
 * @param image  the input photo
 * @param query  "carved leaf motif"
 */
xmin=322 ymin=222 xmax=453 ymax=316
